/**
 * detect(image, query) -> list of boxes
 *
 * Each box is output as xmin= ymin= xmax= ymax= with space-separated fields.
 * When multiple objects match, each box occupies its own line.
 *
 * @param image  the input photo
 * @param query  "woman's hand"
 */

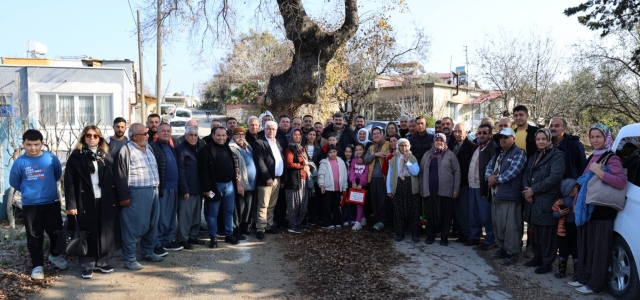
xmin=522 ymin=187 xmax=534 ymax=199
xmin=560 ymin=208 xmax=570 ymax=216
xmin=66 ymin=209 xmax=77 ymax=215
xmin=589 ymin=161 xmax=605 ymax=178
xmin=358 ymin=157 xmax=364 ymax=164
xmin=387 ymin=193 xmax=393 ymax=198
xmin=352 ymin=182 xmax=357 ymax=189
xmin=375 ymin=151 xmax=386 ymax=158
xmin=320 ymin=186 xmax=325 ymax=194
xmin=525 ymin=196 xmax=533 ymax=203
xmin=237 ymin=182 xmax=244 ymax=196
xmin=357 ymin=185 xmax=362 ymax=190
xmin=304 ymin=165 xmax=310 ymax=172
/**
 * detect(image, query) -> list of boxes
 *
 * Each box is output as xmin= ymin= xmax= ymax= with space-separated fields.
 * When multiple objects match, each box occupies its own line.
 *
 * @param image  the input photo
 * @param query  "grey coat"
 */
xmin=523 ymin=147 xmax=565 ymax=226
xmin=419 ymin=150 xmax=461 ymax=197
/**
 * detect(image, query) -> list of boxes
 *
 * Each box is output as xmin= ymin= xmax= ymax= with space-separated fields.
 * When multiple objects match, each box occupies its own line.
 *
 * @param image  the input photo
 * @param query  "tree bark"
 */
xmin=266 ymin=0 xmax=359 ymax=109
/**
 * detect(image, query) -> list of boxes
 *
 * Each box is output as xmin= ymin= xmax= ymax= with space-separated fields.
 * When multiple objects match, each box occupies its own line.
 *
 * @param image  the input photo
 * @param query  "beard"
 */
xmin=442 ymin=128 xmax=451 ymax=135
xmin=115 ymin=131 xmax=125 ymax=137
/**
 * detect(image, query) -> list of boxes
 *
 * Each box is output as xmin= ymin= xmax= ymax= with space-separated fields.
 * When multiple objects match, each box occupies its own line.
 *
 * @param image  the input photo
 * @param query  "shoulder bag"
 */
xmin=586 ymin=153 xmax=627 ymax=211
xmin=54 ymin=215 xmax=90 ymax=256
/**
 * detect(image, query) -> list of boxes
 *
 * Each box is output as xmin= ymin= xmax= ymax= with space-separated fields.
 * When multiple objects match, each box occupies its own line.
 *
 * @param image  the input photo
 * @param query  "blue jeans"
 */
xmin=120 ymin=186 xmax=159 ymax=262
xmin=205 ymin=181 xmax=234 ymax=237
xmin=469 ymin=187 xmax=494 ymax=244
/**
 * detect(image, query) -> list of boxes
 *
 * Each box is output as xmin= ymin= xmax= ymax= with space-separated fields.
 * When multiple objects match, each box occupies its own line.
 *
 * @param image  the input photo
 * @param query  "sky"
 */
xmin=1 ymin=0 xmax=599 ymax=97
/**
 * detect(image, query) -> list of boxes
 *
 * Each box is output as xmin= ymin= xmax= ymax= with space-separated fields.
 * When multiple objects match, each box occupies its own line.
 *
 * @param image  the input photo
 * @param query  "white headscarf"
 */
xmin=357 ymin=128 xmax=371 ymax=145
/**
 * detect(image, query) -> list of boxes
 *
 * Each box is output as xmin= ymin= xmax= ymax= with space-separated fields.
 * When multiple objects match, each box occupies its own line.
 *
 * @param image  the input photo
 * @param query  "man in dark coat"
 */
xmin=149 ymin=124 xmax=183 ymax=255
xmin=398 ymin=115 xmax=410 ymax=138
xmin=321 ymin=112 xmax=357 ymax=157
xmin=407 ymin=116 xmax=434 ymax=163
xmin=274 ymin=114 xmax=291 ymax=229
xmin=550 ymin=117 xmax=586 ymax=179
xmin=441 ymin=117 xmax=458 ymax=150
xmin=466 ymin=123 xmax=497 ymax=250
xmin=452 ymin=123 xmax=477 ymax=243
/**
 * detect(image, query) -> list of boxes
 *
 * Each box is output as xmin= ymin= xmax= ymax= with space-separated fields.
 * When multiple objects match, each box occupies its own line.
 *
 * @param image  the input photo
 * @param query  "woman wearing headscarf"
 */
xmin=284 ymin=127 xmax=311 ymax=233
xmin=363 ymin=127 xmax=391 ymax=231
xmin=568 ymin=124 xmax=626 ymax=295
xmin=356 ymin=128 xmax=372 ymax=150
xmin=386 ymin=138 xmax=420 ymax=242
xmin=419 ymin=133 xmax=461 ymax=246
xmin=521 ymin=128 xmax=565 ymax=274
xmin=64 ymin=125 xmax=120 ymax=279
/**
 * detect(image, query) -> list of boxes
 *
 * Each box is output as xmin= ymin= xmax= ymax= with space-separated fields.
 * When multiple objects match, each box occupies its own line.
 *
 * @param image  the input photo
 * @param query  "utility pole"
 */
xmin=137 ymin=10 xmax=145 ymax=123
xmin=156 ymin=0 xmax=162 ymax=116
xmin=464 ymin=45 xmax=472 ymax=128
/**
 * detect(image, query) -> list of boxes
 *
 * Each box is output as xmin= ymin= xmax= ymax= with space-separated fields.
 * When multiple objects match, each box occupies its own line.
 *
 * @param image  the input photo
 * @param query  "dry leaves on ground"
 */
xmin=281 ymin=226 xmax=416 ymax=300
xmin=0 ymin=220 xmax=60 ymax=300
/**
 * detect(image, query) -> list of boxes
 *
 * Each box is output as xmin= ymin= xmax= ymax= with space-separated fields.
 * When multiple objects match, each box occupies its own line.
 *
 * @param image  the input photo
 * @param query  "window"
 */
xmin=618 ymin=136 xmax=640 ymax=186
xmin=38 ymin=94 xmax=112 ymax=126
xmin=0 ymin=93 xmax=11 ymax=116
xmin=175 ymin=110 xmax=190 ymax=118
xmin=448 ymin=102 xmax=459 ymax=120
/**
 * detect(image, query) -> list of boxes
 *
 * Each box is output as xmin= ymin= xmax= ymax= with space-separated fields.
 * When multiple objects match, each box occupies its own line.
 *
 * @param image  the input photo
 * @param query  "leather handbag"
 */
xmin=586 ymin=153 xmax=627 ymax=211
xmin=54 ymin=215 xmax=90 ymax=256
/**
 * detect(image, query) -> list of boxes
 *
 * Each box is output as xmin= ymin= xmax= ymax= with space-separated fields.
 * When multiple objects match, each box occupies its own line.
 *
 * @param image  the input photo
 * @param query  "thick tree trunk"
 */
xmin=267 ymin=0 xmax=358 ymax=110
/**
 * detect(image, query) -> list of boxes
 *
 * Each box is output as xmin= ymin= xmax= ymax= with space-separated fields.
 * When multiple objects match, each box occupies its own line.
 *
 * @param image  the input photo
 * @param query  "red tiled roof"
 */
xmin=468 ymin=90 xmax=505 ymax=104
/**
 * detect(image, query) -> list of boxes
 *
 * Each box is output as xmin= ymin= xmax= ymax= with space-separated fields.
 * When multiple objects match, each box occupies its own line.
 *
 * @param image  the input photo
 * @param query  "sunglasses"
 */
xmin=85 ymin=133 xmax=100 ymax=139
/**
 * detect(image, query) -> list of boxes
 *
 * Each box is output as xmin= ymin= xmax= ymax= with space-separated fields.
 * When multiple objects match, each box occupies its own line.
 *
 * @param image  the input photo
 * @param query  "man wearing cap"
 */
xmin=485 ymin=127 xmax=527 ymax=266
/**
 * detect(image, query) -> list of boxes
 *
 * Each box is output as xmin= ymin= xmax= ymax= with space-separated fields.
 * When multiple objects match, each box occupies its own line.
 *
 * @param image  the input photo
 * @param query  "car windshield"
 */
xmin=176 ymin=110 xmax=190 ymax=118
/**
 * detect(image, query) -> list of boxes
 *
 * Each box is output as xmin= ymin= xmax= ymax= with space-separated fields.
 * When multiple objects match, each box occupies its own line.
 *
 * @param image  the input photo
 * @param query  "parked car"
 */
xmin=169 ymin=108 xmax=192 ymax=137
xmin=608 ymin=122 xmax=640 ymax=299
xmin=363 ymin=121 xmax=391 ymax=134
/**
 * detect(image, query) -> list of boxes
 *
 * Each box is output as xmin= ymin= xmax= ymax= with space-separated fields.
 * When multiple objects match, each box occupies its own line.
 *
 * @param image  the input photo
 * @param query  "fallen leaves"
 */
xmin=281 ymin=227 xmax=416 ymax=300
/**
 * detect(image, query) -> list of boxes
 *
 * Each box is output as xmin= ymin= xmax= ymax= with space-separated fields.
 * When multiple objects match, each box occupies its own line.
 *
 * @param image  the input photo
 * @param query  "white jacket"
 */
xmin=317 ymin=157 xmax=349 ymax=192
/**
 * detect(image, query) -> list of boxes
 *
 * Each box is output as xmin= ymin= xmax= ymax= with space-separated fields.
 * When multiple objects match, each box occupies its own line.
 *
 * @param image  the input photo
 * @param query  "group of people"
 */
xmin=9 ymin=106 xmax=629 ymax=296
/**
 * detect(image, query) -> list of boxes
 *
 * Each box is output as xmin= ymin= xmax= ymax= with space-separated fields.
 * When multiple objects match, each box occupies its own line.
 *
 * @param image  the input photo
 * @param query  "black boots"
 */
xmin=555 ymin=260 xmax=567 ymax=278
xmin=209 ymin=236 xmax=218 ymax=248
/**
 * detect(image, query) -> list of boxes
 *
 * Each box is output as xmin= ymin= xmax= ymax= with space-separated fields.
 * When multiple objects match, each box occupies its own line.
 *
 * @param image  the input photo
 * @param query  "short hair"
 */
xmin=303 ymin=115 xmax=313 ymax=120
xmin=327 ymin=144 xmax=339 ymax=153
xmin=147 ymin=113 xmax=161 ymax=120
xmin=441 ymin=117 xmax=454 ymax=125
xmin=292 ymin=117 xmax=302 ymax=122
xmin=332 ymin=112 xmax=345 ymax=119
xmin=213 ymin=126 xmax=227 ymax=134
xmin=23 ymin=129 xmax=43 ymax=142
xmin=113 ymin=117 xmax=127 ymax=126
xmin=314 ymin=122 xmax=323 ymax=126
xmin=415 ymin=116 xmax=426 ymax=123
xmin=481 ymin=117 xmax=494 ymax=125
xmin=278 ymin=114 xmax=290 ymax=122
xmin=247 ymin=116 xmax=259 ymax=124
xmin=264 ymin=120 xmax=278 ymax=129
xmin=226 ymin=117 xmax=237 ymax=124
xmin=327 ymin=132 xmax=337 ymax=139
xmin=499 ymin=117 xmax=512 ymax=125
xmin=399 ymin=115 xmax=410 ymax=121
xmin=478 ymin=123 xmax=493 ymax=132
xmin=185 ymin=126 xmax=198 ymax=134
xmin=159 ymin=123 xmax=171 ymax=131
xmin=435 ymin=120 xmax=442 ymax=125
xmin=355 ymin=115 xmax=365 ymax=120
xmin=409 ymin=118 xmax=416 ymax=123
xmin=551 ymin=117 xmax=567 ymax=128
xmin=128 ymin=123 xmax=144 ymax=138
xmin=513 ymin=105 xmax=529 ymax=115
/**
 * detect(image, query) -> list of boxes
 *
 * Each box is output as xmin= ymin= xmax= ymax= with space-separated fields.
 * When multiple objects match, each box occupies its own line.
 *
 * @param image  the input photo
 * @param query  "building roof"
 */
xmin=467 ymin=90 xmax=505 ymax=104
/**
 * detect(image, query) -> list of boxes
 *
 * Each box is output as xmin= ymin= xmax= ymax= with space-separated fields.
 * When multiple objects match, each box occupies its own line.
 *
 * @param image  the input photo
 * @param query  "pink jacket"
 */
xmin=349 ymin=158 xmax=369 ymax=187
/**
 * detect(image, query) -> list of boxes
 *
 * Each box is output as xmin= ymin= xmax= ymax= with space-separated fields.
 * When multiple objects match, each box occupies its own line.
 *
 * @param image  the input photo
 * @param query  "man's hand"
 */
xmin=267 ymin=179 xmax=274 ymax=186
xmin=183 ymin=194 xmax=189 ymax=201
xmin=452 ymin=192 xmax=459 ymax=199
xmin=488 ymin=175 xmax=498 ymax=187
xmin=522 ymin=187 xmax=534 ymax=199
xmin=387 ymin=193 xmax=393 ymax=198
xmin=320 ymin=186 xmax=326 ymax=194
xmin=120 ymin=199 xmax=131 ymax=207
xmin=560 ymin=208 xmax=570 ymax=216
xmin=66 ymin=209 xmax=77 ymax=215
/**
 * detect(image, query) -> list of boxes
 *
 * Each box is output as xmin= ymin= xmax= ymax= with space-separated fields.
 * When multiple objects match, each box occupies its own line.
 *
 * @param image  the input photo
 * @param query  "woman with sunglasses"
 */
xmin=64 ymin=126 xmax=121 ymax=279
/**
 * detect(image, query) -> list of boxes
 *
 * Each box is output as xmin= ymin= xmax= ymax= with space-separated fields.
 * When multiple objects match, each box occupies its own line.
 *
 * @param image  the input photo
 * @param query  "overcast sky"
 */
xmin=1 ymin=0 xmax=598 ymax=96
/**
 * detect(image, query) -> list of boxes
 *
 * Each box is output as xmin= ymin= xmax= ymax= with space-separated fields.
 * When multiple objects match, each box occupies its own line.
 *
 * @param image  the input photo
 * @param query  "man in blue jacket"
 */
xmin=10 ymin=129 xmax=68 ymax=280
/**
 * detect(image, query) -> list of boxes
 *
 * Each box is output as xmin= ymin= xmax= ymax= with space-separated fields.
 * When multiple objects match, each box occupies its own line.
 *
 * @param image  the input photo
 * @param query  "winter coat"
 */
xmin=453 ymin=139 xmax=478 ymax=187
xmin=407 ymin=132 xmax=435 ymax=163
xmin=523 ymin=148 xmax=565 ymax=226
xmin=555 ymin=134 xmax=587 ymax=179
xmin=253 ymin=137 xmax=285 ymax=187
xmin=284 ymin=146 xmax=309 ymax=190
xmin=419 ymin=150 xmax=461 ymax=197
xmin=64 ymin=149 xmax=121 ymax=258
xmin=479 ymin=140 xmax=498 ymax=199
xmin=149 ymin=141 xmax=178 ymax=197
xmin=175 ymin=140 xmax=204 ymax=196
xmin=321 ymin=124 xmax=357 ymax=157
xmin=317 ymin=157 xmax=349 ymax=192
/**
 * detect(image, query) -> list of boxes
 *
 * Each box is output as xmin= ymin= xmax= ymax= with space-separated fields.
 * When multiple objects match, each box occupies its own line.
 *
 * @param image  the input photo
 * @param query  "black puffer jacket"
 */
xmin=149 ymin=141 xmax=178 ymax=197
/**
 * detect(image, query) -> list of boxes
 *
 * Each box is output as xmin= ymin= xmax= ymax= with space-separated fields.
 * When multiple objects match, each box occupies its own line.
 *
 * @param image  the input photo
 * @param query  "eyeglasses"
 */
xmin=477 ymin=131 xmax=490 ymax=135
xmin=85 ymin=133 xmax=100 ymax=139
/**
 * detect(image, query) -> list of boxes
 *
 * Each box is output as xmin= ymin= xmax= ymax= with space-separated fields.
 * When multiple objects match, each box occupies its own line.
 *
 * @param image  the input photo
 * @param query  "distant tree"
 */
xmin=564 ymin=0 xmax=640 ymax=71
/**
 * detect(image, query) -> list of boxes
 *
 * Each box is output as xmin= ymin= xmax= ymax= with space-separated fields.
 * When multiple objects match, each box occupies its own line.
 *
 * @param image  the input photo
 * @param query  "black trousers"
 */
xmin=307 ymin=186 xmax=322 ymax=224
xmin=322 ymin=191 xmax=342 ymax=227
xmin=531 ymin=224 xmax=558 ymax=264
xmin=275 ymin=187 xmax=288 ymax=228
xmin=577 ymin=220 xmax=614 ymax=293
xmin=23 ymin=202 xmax=63 ymax=268
xmin=557 ymin=222 xmax=578 ymax=262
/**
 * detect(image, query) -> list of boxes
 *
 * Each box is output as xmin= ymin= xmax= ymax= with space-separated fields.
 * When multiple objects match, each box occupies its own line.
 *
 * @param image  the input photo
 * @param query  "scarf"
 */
xmin=590 ymin=124 xmax=613 ymax=156
xmin=574 ymin=170 xmax=598 ymax=226
xmin=289 ymin=127 xmax=310 ymax=174
xmin=427 ymin=133 xmax=449 ymax=164
xmin=81 ymin=144 xmax=106 ymax=174
xmin=532 ymin=128 xmax=553 ymax=169
xmin=552 ymin=199 xmax=567 ymax=236
xmin=357 ymin=128 xmax=372 ymax=145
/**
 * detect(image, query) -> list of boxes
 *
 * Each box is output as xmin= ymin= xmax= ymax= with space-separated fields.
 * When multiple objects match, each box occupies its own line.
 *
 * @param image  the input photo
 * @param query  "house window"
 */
xmin=448 ymin=102 xmax=459 ymax=120
xmin=0 ymin=94 xmax=11 ymax=116
xmin=39 ymin=94 xmax=113 ymax=126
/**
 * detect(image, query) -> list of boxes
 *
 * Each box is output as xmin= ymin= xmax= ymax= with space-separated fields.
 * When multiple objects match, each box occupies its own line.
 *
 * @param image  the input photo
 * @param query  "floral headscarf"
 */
xmin=590 ymin=124 xmax=613 ymax=156
xmin=532 ymin=128 xmax=553 ymax=169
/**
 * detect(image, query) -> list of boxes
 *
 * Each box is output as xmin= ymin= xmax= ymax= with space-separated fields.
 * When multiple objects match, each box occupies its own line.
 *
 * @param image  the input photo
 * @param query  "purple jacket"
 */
xmin=349 ymin=158 xmax=369 ymax=187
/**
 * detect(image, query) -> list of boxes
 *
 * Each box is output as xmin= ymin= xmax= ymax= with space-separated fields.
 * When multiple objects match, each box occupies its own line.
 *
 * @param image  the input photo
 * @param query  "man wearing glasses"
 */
xmin=466 ymin=123 xmax=497 ymax=251
xmin=114 ymin=123 xmax=163 ymax=270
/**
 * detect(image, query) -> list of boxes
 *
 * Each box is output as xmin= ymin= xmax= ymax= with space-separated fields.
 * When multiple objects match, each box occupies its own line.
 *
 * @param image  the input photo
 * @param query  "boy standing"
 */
xmin=9 ymin=129 xmax=68 ymax=280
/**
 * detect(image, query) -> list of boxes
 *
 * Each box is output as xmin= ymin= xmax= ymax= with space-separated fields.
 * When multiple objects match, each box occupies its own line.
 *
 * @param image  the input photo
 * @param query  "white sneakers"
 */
xmin=48 ymin=254 xmax=69 ymax=270
xmin=31 ymin=266 xmax=44 ymax=280
xmin=352 ymin=222 xmax=362 ymax=231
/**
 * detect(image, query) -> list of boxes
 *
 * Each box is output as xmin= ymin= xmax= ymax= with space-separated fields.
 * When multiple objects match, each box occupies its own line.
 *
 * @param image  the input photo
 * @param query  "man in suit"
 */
xmin=452 ymin=123 xmax=477 ymax=243
xmin=252 ymin=121 xmax=285 ymax=240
